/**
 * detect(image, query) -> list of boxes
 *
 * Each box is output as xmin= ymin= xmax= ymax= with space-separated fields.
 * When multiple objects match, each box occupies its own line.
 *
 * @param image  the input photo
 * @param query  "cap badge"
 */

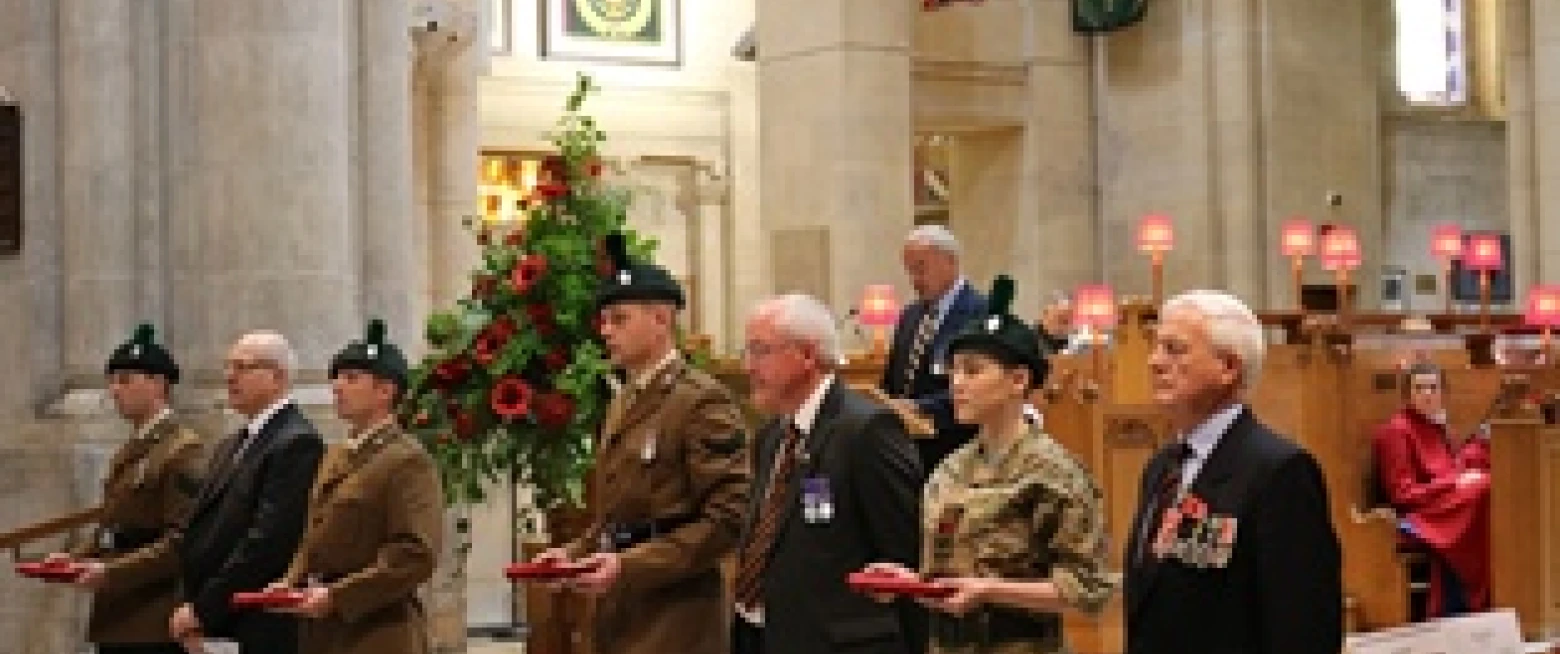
xmin=986 ymin=316 xmax=1001 ymax=332
xmin=366 ymin=344 xmax=378 ymax=358
xmin=129 ymin=345 xmax=141 ymax=357
xmin=617 ymin=270 xmax=632 ymax=285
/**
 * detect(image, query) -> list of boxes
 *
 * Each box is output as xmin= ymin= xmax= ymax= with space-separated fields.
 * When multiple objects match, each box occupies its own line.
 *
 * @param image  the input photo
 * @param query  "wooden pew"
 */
xmin=1488 ymin=416 xmax=1560 ymax=640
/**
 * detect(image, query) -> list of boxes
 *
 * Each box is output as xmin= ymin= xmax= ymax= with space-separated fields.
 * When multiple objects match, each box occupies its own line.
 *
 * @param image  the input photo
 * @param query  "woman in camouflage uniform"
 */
xmin=865 ymin=275 xmax=1119 ymax=654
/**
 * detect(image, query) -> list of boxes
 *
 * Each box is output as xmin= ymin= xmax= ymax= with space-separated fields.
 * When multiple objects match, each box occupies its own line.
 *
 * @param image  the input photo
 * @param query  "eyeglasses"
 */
xmin=1411 ymin=383 xmax=1441 ymax=393
xmin=224 ymin=359 xmax=276 ymax=373
xmin=741 ymin=340 xmax=798 ymax=361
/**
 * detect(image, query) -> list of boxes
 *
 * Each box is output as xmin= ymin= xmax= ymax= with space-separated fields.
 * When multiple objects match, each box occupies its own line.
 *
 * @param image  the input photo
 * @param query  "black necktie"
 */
xmin=1135 ymin=442 xmax=1193 ymax=565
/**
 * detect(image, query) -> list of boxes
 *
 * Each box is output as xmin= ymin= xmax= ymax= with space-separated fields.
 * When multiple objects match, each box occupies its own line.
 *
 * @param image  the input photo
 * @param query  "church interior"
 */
xmin=1 ymin=0 xmax=1558 ymax=651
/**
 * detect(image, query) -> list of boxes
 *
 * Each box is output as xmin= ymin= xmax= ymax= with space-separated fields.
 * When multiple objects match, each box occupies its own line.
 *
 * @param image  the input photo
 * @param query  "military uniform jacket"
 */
xmin=74 ymin=414 xmax=206 ymax=645
xmin=282 ymin=421 xmax=445 ymax=654
xmin=567 ymin=356 xmax=751 ymax=654
xmin=923 ymin=426 xmax=1118 ymax=654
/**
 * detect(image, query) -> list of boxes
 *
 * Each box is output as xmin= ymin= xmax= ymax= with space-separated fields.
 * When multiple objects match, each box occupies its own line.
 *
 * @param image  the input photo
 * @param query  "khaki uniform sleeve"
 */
xmin=614 ymin=389 xmax=751 ymax=595
xmin=1040 ymin=466 xmax=1120 ymax=615
xmin=329 ymin=450 xmax=445 ymax=623
xmin=101 ymin=431 xmax=206 ymax=593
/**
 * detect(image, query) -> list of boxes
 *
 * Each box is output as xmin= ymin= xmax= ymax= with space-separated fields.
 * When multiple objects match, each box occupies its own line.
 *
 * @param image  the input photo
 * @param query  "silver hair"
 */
xmin=237 ymin=330 xmax=298 ymax=382
xmin=752 ymin=294 xmax=843 ymax=367
xmin=905 ymin=225 xmax=961 ymax=257
xmin=1161 ymin=290 xmax=1265 ymax=390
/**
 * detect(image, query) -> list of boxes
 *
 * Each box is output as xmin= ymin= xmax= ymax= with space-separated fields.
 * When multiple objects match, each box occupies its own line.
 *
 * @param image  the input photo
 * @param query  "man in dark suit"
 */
xmin=734 ymin=293 xmax=924 ymax=654
xmin=1124 ymin=290 xmax=1342 ymax=654
xmin=169 ymin=331 xmax=324 ymax=654
xmin=880 ymin=225 xmax=986 ymax=471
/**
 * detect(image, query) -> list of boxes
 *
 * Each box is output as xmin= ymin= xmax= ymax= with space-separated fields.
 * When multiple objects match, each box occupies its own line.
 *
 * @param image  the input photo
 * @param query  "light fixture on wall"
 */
xmin=1464 ymin=232 xmax=1503 ymax=332
xmin=1523 ymin=284 xmax=1560 ymax=362
xmin=1319 ymin=226 xmax=1361 ymax=328
xmin=857 ymin=284 xmax=900 ymax=359
xmin=1279 ymin=217 xmax=1315 ymax=312
xmin=1135 ymin=214 xmax=1173 ymax=307
xmin=1429 ymin=223 xmax=1463 ymax=314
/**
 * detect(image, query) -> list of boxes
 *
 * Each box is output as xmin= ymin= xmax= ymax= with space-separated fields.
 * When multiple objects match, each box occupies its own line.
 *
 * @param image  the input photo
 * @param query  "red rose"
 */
xmin=491 ymin=376 xmax=534 ymax=420
xmin=504 ymin=230 xmax=526 ymax=247
xmin=543 ymin=348 xmax=570 ymax=373
xmin=472 ymin=331 xmax=503 ymax=366
xmin=587 ymin=159 xmax=603 ymax=177
xmin=533 ymin=392 xmax=575 ymax=429
xmin=540 ymin=155 xmax=568 ymax=180
xmin=536 ymin=182 xmax=569 ymax=200
xmin=492 ymin=314 xmax=519 ymax=338
xmin=434 ymin=357 xmax=471 ymax=387
xmin=454 ymin=412 xmax=480 ymax=439
xmin=510 ymin=254 xmax=548 ymax=295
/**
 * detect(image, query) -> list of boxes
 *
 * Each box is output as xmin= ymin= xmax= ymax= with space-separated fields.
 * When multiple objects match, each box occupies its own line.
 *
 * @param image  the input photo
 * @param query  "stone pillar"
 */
xmin=0 ymin=0 xmax=64 ymax=417
xmin=726 ymin=65 xmax=764 ymax=345
xmin=1506 ymin=0 xmax=1536 ymax=295
xmin=359 ymin=0 xmax=426 ymax=356
xmin=1518 ymin=0 xmax=1560 ymax=284
xmin=58 ymin=0 xmax=137 ymax=384
xmin=173 ymin=0 xmax=357 ymax=378
xmin=758 ymin=0 xmax=913 ymax=311
xmin=428 ymin=37 xmax=481 ymax=309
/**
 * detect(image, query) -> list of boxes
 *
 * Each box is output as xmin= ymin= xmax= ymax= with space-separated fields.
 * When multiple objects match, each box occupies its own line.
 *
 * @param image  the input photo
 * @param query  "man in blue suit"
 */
xmin=879 ymin=225 xmax=987 ymax=473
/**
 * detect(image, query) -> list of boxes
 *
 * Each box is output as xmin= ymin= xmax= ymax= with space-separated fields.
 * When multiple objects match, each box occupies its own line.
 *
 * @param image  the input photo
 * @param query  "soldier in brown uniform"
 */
xmin=265 ymin=319 xmax=445 ymax=654
xmin=864 ymin=276 xmax=1119 ymax=654
xmin=533 ymin=232 xmax=752 ymax=654
xmin=51 ymin=324 xmax=206 ymax=654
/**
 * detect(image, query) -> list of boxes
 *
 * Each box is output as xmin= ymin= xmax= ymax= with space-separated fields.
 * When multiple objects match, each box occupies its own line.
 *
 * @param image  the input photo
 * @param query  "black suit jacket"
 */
xmin=879 ymin=283 xmax=986 ymax=470
xmin=745 ymin=382 xmax=924 ymax=654
xmin=1124 ymin=409 xmax=1343 ymax=654
xmin=177 ymin=402 xmax=324 ymax=652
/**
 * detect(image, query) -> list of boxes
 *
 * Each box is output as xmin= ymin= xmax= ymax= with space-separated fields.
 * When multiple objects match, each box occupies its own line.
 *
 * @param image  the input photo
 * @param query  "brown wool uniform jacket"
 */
xmin=567 ymin=357 xmax=752 ymax=654
xmin=74 ymin=414 xmax=207 ymax=645
xmin=282 ymin=421 xmax=445 ymax=654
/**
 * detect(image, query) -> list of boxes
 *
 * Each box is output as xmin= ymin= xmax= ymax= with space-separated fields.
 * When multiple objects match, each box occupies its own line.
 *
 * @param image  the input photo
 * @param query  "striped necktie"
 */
xmin=901 ymin=306 xmax=938 ymax=395
xmin=732 ymin=422 xmax=804 ymax=609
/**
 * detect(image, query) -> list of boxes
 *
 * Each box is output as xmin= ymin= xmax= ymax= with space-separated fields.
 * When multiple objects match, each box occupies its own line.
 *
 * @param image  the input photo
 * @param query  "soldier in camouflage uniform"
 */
xmin=865 ymin=276 xmax=1118 ymax=654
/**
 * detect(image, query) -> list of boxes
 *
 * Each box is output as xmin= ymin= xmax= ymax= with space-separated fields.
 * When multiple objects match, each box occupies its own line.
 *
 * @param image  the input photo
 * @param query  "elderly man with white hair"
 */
xmin=169 ymin=331 xmax=324 ymax=654
xmin=1123 ymin=291 xmax=1342 ymax=654
xmin=733 ymin=294 xmax=924 ymax=654
xmin=881 ymin=225 xmax=987 ymax=472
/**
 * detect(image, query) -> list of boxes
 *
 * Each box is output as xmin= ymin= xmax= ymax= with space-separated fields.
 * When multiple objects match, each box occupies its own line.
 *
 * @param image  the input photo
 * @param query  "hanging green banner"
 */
xmin=1073 ymin=0 xmax=1149 ymax=33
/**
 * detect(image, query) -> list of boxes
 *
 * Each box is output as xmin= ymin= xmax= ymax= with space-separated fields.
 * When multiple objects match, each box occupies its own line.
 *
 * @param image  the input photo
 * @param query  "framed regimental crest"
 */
xmin=540 ymin=0 xmax=683 ymax=66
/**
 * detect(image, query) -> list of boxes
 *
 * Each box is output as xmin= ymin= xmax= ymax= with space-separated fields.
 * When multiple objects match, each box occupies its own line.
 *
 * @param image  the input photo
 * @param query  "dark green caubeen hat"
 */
xmin=946 ymin=275 xmax=1050 ymax=389
xmin=596 ymin=232 xmax=686 ymax=309
xmin=329 ymin=318 xmax=409 ymax=390
xmin=106 ymin=323 xmax=181 ymax=383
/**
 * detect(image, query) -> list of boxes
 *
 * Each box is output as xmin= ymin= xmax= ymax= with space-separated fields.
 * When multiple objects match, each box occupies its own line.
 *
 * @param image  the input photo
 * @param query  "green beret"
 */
xmin=105 ymin=323 xmax=180 ymax=383
xmin=946 ymin=275 xmax=1049 ymax=389
xmin=596 ymin=232 xmax=685 ymax=309
xmin=330 ymin=318 xmax=409 ymax=390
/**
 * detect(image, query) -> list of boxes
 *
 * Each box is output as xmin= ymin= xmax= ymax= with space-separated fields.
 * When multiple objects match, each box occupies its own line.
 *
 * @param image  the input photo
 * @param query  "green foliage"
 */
xmin=400 ymin=74 xmax=655 ymax=508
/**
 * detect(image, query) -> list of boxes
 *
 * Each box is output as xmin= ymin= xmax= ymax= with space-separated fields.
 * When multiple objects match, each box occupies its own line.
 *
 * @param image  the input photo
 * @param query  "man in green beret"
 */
xmin=52 ymin=324 xmax=207 ymax=654
xmin=262 ymin=319 xmax=445 ymax=654
xmin=533 ymin=232 xmax=753 ymax=654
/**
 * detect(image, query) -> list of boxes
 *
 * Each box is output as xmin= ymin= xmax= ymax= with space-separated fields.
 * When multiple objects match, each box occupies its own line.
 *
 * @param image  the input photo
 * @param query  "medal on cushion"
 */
xmin=801 ymin=476 xmax=834 ymax=524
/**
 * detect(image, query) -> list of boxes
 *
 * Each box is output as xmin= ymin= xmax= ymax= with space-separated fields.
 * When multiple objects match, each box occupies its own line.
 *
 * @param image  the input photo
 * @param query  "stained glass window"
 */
xmin=1395 ymin=0 xmax=1467 ymax=106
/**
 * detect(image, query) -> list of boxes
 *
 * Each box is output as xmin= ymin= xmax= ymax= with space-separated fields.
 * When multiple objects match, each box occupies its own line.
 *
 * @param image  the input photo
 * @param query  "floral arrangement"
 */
xmin=400 ymin=73 xmax=654 ymax=508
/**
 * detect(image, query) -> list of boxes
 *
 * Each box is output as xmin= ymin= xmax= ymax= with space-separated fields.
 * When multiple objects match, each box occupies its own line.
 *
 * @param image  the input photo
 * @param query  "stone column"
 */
xmin=359 ymin=0 xmax=426 ymax=356
xmin=758 ymin=0 xmax=914 ymax=311
xmin=173 ymin=0 xmax=357 ymax=378
xmin=1521 ymin=0 xmax=1560 ymax=284
xmin=58 ymin=0 xmax=137 ymax=384
xmin=427 ymin=37 xmax=481 ymax=310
